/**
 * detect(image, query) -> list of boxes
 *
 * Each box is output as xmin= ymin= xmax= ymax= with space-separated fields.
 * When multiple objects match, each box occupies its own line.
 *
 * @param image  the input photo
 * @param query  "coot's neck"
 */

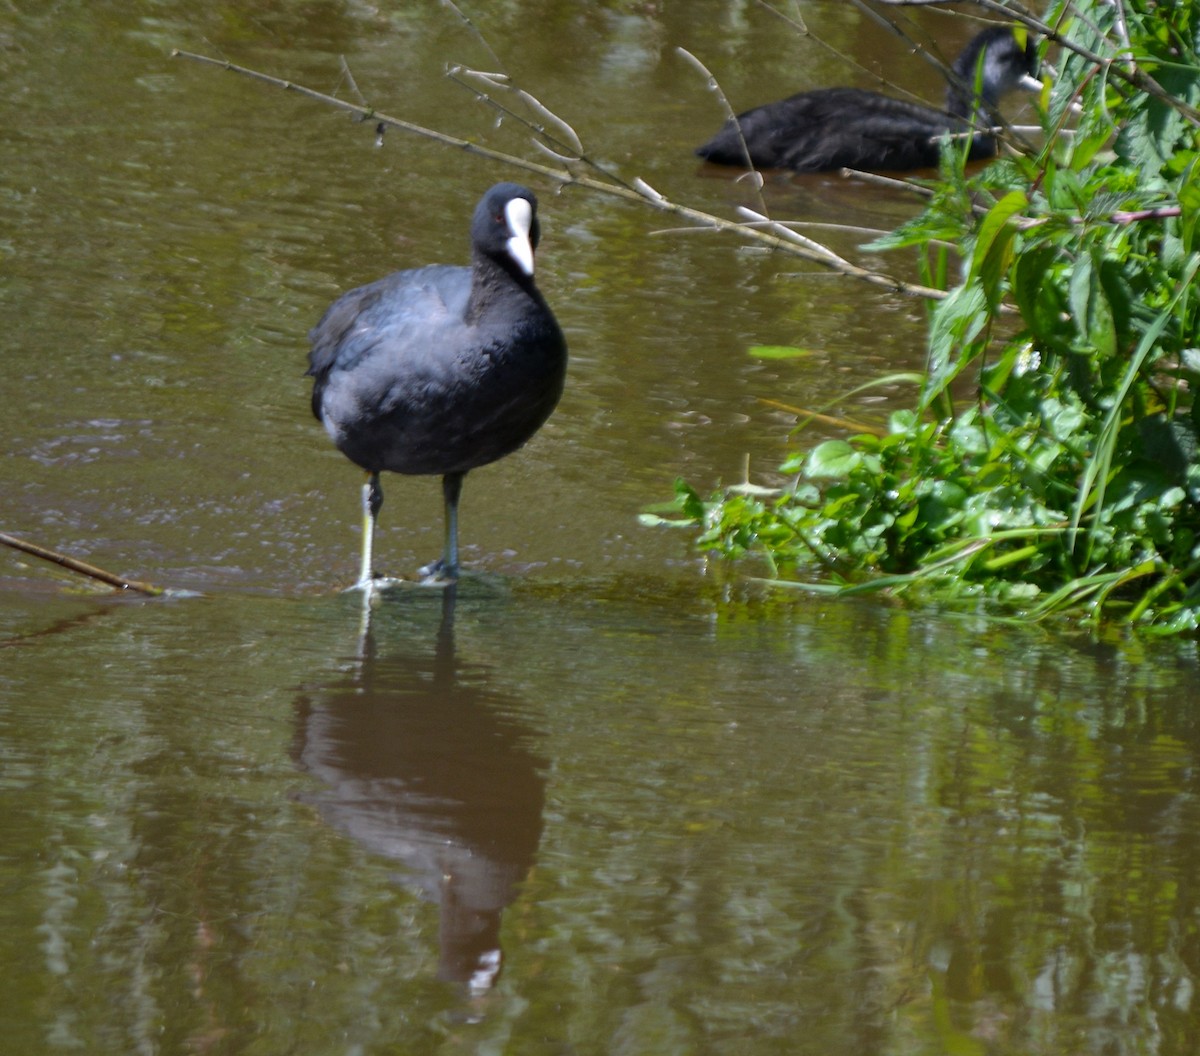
xmin=944 ymin=78 xmax=998 ymax=121
xmin=945 ymin=38 xmax=1011 ymax=120
xmin=466 ymin=248 xmax=542 ymax=323
xmin=942 ymin=84 xmax=999 ymax=156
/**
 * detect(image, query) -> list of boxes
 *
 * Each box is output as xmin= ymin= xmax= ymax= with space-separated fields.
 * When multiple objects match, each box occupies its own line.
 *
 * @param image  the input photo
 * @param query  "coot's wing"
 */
xmin=307 ymin=266 xmax=468 ymax=422
xmin=697 ymin=87 xmax=960 ymax=173
xmin=697 ymin=88 xmax=923 ymax=170
xmin=694 ymin=89 xmax=847 ymax=168
xmin=777 ymin=91 xmax=956 ymax=172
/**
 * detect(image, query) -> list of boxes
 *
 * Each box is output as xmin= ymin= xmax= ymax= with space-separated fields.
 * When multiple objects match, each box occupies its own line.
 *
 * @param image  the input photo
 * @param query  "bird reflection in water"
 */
xmin=293 ymin=585 xmax=546 ymax=995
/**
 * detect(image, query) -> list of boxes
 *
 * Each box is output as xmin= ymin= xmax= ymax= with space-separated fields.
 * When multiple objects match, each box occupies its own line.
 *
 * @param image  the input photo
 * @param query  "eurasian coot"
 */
xmin=695 ymin=25 xmax=1039 ymax=173
xmin=308 ymin=182 xmax=568 ymax=587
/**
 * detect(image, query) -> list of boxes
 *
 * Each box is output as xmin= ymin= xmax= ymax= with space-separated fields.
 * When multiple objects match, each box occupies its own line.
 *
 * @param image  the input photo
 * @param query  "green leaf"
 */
xmin=970 ymin=190 xmax=1028 ymax=301
xmin=1069 ymin=127 xmax=1113 ymax=170
xmin=1011 ymin=244 xmax=1065 ymax=338
xmin=779 ymin=451 xmax=805 ymax=474
xmin=1067 ymin=250 xmax=1116 ymax=358
xmin=924 ymin=280 xmax=988 ymax=405
xmin=672 ymin=478 xmax=707 ymax=522
xmin=805 ymin=439 xmax=861 ymax=478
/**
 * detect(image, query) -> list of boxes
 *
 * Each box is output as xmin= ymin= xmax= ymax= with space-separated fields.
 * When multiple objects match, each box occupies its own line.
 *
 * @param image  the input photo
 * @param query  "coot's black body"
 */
xmin=308 ymin=182 xmax=567 ymax=585
xmin=695 ymin=25 xmax=1038 ymax=173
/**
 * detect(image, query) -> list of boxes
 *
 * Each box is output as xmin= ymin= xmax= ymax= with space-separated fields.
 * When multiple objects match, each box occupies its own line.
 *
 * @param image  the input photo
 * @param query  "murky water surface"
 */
xmin=4 ymin=3 xmax=1199 ymax=1053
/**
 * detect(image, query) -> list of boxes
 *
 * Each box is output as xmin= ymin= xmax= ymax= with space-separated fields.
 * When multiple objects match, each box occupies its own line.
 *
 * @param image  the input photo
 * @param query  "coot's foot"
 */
xmin=342 ymin=573 xmax=407 ymax=594
xmin=417 ymin=558 xmax=459 ymax=584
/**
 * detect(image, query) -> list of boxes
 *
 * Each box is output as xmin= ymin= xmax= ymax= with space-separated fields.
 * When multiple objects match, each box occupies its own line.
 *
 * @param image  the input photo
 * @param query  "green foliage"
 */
xmin=660 ymin=0 xmax=1200 ymax=632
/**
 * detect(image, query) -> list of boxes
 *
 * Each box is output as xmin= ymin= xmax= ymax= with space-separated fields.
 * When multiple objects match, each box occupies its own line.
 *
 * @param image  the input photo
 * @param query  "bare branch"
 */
xmin=171 ymin=49 xmax=947 ymax=300
xmin=1 ymin=531 xmax=166 ymax=596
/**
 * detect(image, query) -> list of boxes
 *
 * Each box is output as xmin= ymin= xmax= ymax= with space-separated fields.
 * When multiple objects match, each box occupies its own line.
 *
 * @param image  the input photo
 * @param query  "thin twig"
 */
xmin=337 ymin=55 xmax=368 ymax=108
xmin=838 ymin=167 xmax=936 ymax=197
xmin=676 ymin=46 xmax=769 ymax=215
xmin=0 ymin=531 xmax=165 ymax=596
xmin=1015 ymin=203 xmax=1183 ymax=230
xmin=736 ymin=206 xmax=948 ymax=298
xmin=440 ymin=0 xmax=508 ymax=74
xmin=446 ymin=65 xmax=604 ymax=181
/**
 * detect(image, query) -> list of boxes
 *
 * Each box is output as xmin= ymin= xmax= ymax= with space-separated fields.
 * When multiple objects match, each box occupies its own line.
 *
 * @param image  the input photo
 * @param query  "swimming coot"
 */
xmin=695 ymin=25 xmax=1039 ymax=173
xmin=308 ymin=182 xmax=568 ymax=587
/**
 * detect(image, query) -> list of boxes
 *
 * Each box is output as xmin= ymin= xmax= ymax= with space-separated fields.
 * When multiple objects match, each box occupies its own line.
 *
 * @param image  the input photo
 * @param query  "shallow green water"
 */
xmin=3 ymin=3 xmax=1200 ymax=1054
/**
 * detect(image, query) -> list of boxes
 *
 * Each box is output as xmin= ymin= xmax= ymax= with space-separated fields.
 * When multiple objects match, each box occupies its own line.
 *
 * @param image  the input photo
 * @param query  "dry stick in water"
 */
xmin=0 ymin=531 xmax=165 ymax=596
xmin=170 ymin=49 xmax=949 ymax=302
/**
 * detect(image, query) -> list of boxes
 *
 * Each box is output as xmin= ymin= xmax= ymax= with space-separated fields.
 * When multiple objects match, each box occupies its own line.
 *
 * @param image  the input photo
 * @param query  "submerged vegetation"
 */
xmin=651 ymin=0 xmax=1200 ymax=633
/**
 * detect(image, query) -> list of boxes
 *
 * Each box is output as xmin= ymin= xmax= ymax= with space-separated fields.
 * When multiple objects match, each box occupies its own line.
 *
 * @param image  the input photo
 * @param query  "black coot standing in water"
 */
xmin=307 ymin=182 xmax=568 ymax=588
xmin=695 ymin=25 xmax=1040 ymax=173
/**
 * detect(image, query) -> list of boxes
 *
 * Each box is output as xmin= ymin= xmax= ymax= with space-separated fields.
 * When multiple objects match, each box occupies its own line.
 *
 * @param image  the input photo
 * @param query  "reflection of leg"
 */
xmin=437 ymin=867 xmax=504 ymax=994
xmin=356 ymin=580 xmax=374 ymax=656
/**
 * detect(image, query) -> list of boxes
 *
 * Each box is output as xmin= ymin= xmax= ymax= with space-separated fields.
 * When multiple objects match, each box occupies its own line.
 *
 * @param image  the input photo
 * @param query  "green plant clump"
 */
xmin=656 ymin=1 xmax=1200 ymax=632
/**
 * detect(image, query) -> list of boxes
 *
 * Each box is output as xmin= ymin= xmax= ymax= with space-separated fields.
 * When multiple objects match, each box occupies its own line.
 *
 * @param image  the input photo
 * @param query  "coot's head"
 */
xmin=952 ymin=25 xmax=1041 ymax=106
xmin=471 ymin=183 xmax=541 ymax=278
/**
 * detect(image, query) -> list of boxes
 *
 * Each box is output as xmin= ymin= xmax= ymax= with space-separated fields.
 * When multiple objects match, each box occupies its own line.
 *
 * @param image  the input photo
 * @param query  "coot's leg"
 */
xmin=419 ymin=471 xmax=464 ymax=582
xmin=354 ymin=471 xmax=383 ymax=589
xmin=442 ymin=471 xmax=464 ymax=575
